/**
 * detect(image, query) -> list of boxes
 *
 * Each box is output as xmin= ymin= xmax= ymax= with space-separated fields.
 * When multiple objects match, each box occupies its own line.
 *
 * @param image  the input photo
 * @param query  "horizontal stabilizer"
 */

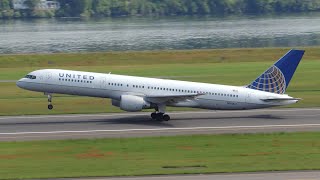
xmin=260 ymin=97 xmax=302 ymax=102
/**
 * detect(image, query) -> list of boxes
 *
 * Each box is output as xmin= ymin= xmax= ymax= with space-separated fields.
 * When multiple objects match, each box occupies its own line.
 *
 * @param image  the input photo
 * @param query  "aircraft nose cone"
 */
xmin=16 ymin=79 xmax=25 ymax=89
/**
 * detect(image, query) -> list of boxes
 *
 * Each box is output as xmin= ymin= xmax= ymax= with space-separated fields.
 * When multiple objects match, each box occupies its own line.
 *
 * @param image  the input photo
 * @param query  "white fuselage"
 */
xmin=17 ymin=69 xmax=298 ymax=111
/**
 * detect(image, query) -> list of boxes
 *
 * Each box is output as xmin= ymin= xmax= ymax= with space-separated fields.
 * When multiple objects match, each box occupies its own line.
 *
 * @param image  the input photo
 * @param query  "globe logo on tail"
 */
xmin=247 ymin=66 xmax=286 ymax=94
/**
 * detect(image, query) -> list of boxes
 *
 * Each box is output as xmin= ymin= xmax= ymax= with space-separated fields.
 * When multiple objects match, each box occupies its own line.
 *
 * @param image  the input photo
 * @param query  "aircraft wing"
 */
xmin=145 ymin=93 xmax=204 ymax=104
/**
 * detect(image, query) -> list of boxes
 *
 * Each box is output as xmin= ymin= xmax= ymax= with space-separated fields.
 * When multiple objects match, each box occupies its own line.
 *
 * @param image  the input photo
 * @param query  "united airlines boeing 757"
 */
xmin=17 ymin=50 xmax=304 ymax=121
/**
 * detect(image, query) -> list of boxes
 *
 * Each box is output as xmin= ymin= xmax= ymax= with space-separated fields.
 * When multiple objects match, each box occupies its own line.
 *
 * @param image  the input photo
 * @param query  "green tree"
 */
xmin=199 ymin=0 xmax=211 ymax=14
xmin=78 ymin=0 xmax=93 ymax=17
xmin=92 ymin=0 xmax=112 ymax=16
xmin=109 ymin=0 xmax=129 ymax=16
xmin=243 ymin=0 xmax=274 ymax=14
xmin=0 ymin=0 xmax=11 ymax=10
xmin=2 ymin=9 xmax=14 ymax=18
xmin=14 ymin=11 xmax=21 ymax=18
xmin=56 ymin=0 xmax=92 ymax=17
xmin=162 ymin=0 xmax=187 ymax=15
xmin=187 ymin=0 xmax=198 ymax=14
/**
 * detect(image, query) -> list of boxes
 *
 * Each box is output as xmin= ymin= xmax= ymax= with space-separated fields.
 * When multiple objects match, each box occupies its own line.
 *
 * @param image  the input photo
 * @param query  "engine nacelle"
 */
xmin=111 ymin=99 xmax=120 ymax=107
xmin=118 ymin=95 xmax=150 ymax=112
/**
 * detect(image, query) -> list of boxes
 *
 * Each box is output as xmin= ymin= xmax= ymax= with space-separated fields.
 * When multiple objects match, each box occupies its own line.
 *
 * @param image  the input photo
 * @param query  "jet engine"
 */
xmin=112 ymin=95 xmax=150 ymax=112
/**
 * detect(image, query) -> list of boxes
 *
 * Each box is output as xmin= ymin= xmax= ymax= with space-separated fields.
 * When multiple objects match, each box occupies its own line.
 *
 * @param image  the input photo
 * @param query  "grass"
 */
xmin=0 ymin=48 xmax=320 ymax=179
xmin=1 ymin=47 xmax=320 ymax=68
xmin=0 ymin=47 xmax=319 ymax=115
xmin=1 ymin=132 xmax=320 ymax=179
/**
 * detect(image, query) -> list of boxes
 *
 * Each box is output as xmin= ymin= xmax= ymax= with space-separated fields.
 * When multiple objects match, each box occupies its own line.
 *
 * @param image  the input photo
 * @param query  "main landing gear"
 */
xmin=150 ymin=104 xmax=170 ymax=121
xmin=46 ymin=93 xmax=53 ymax=110
xmin=151 ymin=112 xmax=170 ymax=121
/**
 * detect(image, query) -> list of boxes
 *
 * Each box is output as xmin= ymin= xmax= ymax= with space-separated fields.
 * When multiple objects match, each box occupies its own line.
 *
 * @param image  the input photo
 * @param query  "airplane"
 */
xmin=17 ymin=49 xmax=305 ymax=121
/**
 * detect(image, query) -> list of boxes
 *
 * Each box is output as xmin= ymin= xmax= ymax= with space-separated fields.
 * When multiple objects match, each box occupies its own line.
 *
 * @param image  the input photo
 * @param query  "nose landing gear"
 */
xmin=46 ymin=93 xmax=53 ymax=110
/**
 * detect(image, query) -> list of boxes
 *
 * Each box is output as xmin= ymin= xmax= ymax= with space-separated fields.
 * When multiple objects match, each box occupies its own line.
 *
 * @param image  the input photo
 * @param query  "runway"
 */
xmin=0 ymin=80 xmax=16 ymax=83
xmin=0 ymin=108 xmax=320 ymax=141
xmin=76 ymin=171 xmax=320 ymax=180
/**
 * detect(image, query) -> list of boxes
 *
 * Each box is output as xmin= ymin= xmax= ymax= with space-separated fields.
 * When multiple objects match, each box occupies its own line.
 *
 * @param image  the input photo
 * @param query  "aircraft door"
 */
xmin=46 ymin=72 xmax=53 ymax=81
xmin=99 ymin=76 xmax=108 ymax=89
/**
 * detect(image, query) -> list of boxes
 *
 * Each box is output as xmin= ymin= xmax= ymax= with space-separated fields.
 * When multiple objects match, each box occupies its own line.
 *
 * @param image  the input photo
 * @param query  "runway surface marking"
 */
xmin=1 ymin=123 xmax=320 ymax=136
xmin=57 ymin=170 xmax=320 ymax=180
xmin=1 ymin=108 xmax=319 ymax=140
xmin=0 ymin=108 xmax=319 ymax=120
xmin=0 ymin=80 xmax=16 ymax=83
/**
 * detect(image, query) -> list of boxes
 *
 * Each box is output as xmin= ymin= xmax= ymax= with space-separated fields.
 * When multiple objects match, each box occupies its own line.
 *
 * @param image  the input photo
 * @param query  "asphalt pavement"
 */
xmin=0 ymin=108 xmax=319 ymax=141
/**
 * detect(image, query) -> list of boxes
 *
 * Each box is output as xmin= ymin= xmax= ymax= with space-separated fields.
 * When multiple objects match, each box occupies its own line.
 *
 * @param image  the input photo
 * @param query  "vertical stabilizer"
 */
xmin=247 ymin=49 xmax=305 ymax=94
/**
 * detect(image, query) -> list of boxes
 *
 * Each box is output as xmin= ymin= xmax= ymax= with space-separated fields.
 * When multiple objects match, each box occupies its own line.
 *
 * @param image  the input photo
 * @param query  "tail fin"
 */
xmin=247 ymin=49 xmax=305 ymax=94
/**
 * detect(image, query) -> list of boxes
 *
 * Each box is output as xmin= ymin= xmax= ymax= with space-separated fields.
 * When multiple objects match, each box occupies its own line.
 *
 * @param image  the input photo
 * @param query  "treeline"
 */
xmin=62 ymin=0 xmax=320 ymax=17
xmin=1 ymin=0 xmax=320 ymax=19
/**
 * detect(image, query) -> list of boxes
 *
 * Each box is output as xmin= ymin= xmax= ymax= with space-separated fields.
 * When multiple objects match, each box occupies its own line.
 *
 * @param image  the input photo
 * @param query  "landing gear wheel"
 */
xmin=163 ymin=114 xmax=170 ymax=121
xmin=151 ymin=105 xmax=169 ymax=121
xmin=155 ymin=113 xmax=164 ymax=121
xmin=151 ymin=112 xmax=157 ymax=119
xmin=48 ymin=104 xmax=53 ymax=110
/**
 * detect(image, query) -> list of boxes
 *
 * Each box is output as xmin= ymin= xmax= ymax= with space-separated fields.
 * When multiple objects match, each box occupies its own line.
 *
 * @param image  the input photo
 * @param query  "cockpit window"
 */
xmin=25 ymin=75 xmax=36 ymax=79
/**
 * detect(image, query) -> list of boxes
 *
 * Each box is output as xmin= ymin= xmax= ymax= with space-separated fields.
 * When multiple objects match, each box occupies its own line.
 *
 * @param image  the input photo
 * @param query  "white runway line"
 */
xmin=1 ymin=123 xmax=320 ymax=136
xmin=0 ymin=108 xmax=319 ymax=120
